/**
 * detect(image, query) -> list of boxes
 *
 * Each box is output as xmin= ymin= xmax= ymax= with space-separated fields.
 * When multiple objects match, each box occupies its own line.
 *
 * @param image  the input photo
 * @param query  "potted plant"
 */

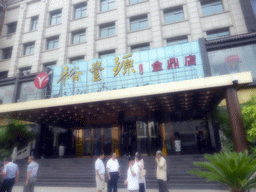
xmin=189 ymin=150 xmax=256 ymax=192
xmin=113 ymin=139 xmax=120 ymax=157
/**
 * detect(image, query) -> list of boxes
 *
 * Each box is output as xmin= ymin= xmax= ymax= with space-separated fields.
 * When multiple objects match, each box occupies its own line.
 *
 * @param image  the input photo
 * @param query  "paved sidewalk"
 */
xmin=12 ymin=186 xmax=229 ymax=192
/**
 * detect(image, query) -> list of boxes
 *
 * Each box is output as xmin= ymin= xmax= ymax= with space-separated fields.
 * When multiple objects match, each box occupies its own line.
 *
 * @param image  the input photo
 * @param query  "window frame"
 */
xmin=206 ymin=28 xmax=229 ymax=40
xmin=74 ymin=2 xmax=87 ymax=19
xmin=101 ymin=0 xmax=115 ymax=12
xmin=2 ymin=47 xmax=12 ymax=60
xmin=19 ymin=67 xmax=31 ymax=77
xmin=130 ymin=15 xmax=148 ymax=31
xmin=43 ymin=61 xmax=57 ymax=71
xmin=0 ymin=71 xmax=8 ymax=79
xmin=72 ymin=30 xmax=86 ymax=44
xmin=98 ymin=50 xmax=115 ymax=58
xmin=24 ymin=42 xmax=35 ymax=56
xmin=129 ymin=0 xmax=147 ymax=5
xmin=164 ymin=7 xmax=184 ymax=24
xmin=50 ymin=10 xmax=62 ymax=26
xmin=70 ymin=56 xmax=85 ymax=64
xmin=131 ymin=43 xmax=150 ymax=53
xmin=7 ymin=22 xmax=17 ymax=34
xmin=201 ymin=0 xmax=224 ymax=16
xmin=100 ymin=23 xmax=116 ymax=38
xmin=30 ymin=16 xmax=38 ymax=31
xmin=166 ymin=36 xmax=188 ymax=46
xmin=46 ymin=37 xmax=59 ymax=50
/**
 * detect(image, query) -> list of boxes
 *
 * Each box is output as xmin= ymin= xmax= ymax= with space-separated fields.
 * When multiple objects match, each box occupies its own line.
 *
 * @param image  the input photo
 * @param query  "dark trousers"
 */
xmin=139 ymin=183 xmax=145 ymax=192
xmin=0 ymin=178 xmax=15 ymax=192
xmin=108 ymin=172 xmax=119 ymax=192
xmin=158 ymin=179 xmax=168 ymax=192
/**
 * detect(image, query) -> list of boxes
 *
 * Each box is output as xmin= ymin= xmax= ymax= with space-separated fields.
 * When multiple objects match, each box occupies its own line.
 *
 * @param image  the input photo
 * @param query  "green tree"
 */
xmin=0 ymin=121 xmax=34 ymax=161
xmin=215 ymin=94 xmax=256 ymax=153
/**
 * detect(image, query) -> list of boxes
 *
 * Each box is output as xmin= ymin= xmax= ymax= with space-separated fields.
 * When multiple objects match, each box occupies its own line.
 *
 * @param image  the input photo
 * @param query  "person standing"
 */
xmin=135 ymin=153 xmax=146 ymax=192
xmin=122 ymin=131 xmax=130 ymax=156
xmin=106 ymin=153 xmax=120 ymax=192
xmin=124 ymin=156 xmax=139 ymax=192
xmin=155 ymin=150 xmax=168 ymax=192
xmin=23 ymin=156 xmax=39 ymax=192
xmin=0 ymin=158 xmax=19 ymax=192
xmin=95 ymin=152 xmax=105 ymax=192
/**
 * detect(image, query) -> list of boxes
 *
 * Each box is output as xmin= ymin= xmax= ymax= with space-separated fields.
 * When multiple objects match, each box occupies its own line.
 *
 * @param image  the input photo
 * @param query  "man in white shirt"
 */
xmin=124 ymin=156 xmax=139 ymax=192
xmin=155 ymin=150 xmax=168 ymax=192
xmin=95 ymin=152 xmax=105 ymax=192
xmin=23 ymin=156 xmax=39 ymax=192
xmin=106 ymin=153 xmax=120 ymax=192
xmin=0 ymin=158 xmax=19 ymax=192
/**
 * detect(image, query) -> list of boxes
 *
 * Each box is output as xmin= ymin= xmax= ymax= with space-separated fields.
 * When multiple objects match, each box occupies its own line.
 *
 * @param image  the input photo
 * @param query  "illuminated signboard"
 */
xmin=51 ymin=40 xmax=204 ymax=97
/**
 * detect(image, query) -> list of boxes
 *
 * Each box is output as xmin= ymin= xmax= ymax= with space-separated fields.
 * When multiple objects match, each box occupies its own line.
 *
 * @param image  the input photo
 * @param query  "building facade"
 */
xmin=0 ymin=0 xmax=255 ymax=158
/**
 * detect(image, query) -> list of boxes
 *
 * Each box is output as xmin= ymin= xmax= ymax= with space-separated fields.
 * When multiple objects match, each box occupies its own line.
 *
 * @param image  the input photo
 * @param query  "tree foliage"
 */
xmin=215 ymin=94 xmax=256 ymax=153
xmin=0 ymin=121 xmax=34 ymax=160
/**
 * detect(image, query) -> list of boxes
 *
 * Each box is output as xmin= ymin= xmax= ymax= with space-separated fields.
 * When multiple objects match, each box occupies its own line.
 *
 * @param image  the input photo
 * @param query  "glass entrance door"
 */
xmin=137 ymin=118 xmax=149 ymax=155
xmin=83 ymin=128 xmax=92 ymax=156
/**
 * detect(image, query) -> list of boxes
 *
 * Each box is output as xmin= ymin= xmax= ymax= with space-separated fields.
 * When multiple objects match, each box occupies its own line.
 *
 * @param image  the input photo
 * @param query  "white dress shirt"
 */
xmin=106 ymin=158 xmax=119 ymax=172
xmin=127 ymin=163 xmax=139 ymax=191
xmin=95 ymin=158 xmax=105 ymax=175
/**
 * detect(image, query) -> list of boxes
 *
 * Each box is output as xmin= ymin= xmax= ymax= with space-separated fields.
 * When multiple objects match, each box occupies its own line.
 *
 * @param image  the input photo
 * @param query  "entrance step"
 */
xmin=15 ymin=155 xmax=227 ymax=190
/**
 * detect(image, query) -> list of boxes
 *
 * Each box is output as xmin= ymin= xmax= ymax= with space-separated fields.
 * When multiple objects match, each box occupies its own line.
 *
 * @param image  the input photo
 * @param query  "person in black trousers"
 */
xmin=0 ymin=158 xmax=19 ymax=192
xmin=106 ymin=153 xmax=121 ymax=192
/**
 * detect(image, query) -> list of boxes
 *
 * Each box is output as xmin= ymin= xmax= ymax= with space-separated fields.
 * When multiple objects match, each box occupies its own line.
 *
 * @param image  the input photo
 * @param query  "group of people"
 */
xmin=0 ymin=156 xmax=39 ymax=192
xmin=95 ymin=150 xmax=169 ymax=192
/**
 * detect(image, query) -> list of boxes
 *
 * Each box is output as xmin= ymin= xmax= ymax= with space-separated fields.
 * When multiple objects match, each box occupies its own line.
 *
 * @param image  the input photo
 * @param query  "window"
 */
xmin=130 ymin=15 xmax=148 ymax=31
xmin=24 ymin=43 xmax=35 ymax=55
xmin=2 ymin=47 xmax=12 ymax=60
xmin=207 ymin=28 xmax=229 ymax=40
xmin=99 ymin=50 xmax=115 ymax=58
xmin=201 ymin=0 xmax=223 ymax=16
xmin=131 ymin=43 xmax=150 ymax=52
xmin=0 ymin=71 xmax=8 ymax=79
xmin=167 ymin=36 xmax=188 ymax=46
xmin=50 ymin=10 xmax=62 ymax=25
xmin=72 ymin=30 xmax=86 ymax=44
xmin=251 ymin=0 xmax=256 ymax=17
xmin=19 ymin=67 xmax=31 ymax=76
xmin=7 ymin=22 xmax=17 ymax=34
xmin=164 ymin=7 xmax=184 ymax=24
xmin=47 ymin=37 xmax=59 ymax=50
xmin=101 ymin=0 xmax=115 ymax=12
xmin=44 ymin=61 xmax=56 ymax=71
xmin=70 ymin=56 xmax=84 ymax=64
xmin=100 ymin=23 xmax=115 ymax=38
xmin=74 ymin=2 xmax=87 ymax=19
xmin=130 ymin=0 xmax=147 ymax=5
xmin=31 ymin=16 xmax=38 ymax=31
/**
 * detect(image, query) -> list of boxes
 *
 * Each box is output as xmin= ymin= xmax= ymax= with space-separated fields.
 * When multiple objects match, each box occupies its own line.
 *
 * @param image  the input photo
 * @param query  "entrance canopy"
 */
xmin=0 ymin=72 xmax=252 ymax=127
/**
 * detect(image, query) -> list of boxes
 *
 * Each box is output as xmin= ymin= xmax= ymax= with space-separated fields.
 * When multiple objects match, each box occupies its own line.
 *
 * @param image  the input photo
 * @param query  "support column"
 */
xmin=225 ymin=86 xmax=248 ymax=152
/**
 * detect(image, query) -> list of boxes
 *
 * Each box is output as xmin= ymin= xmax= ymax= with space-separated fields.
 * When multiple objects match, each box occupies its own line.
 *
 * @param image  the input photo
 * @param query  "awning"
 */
xmin=0 ymin=72 xmax=252 ymax=127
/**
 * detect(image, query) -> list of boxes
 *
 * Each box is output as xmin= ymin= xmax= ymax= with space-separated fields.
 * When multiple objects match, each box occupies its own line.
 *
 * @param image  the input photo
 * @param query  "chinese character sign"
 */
xmin=89 ymin=61 xmax=104 ymax=82
xmin=52 ymin=40 xmax=204 ymax=97
xmin=57 ymin=66 xmax=83 ymax=86
xmin=113 ymin=54 xmax=136 ymax=76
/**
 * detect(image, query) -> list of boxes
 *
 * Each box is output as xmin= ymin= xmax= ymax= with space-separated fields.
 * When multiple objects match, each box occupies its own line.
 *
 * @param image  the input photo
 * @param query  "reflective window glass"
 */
xmin=164 ymin=8 xmax=184 ymax=24
xmin=201 ymin=0 xmax=223 ymax=16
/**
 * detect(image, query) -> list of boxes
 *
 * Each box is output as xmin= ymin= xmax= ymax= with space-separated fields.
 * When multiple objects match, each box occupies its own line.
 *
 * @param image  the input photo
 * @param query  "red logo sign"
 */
xmin=34 ymin=72 xmax=49 ymax=89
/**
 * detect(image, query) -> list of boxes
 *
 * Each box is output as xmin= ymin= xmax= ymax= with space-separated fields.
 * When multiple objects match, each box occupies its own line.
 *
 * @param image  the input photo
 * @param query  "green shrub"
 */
xmin=189 ymin=150 xmax=256 ymax=192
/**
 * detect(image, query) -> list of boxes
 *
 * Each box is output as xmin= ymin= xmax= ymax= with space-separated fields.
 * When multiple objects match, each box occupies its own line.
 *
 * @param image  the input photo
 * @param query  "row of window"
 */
xmin=1 ymin=27 xmax=230 ymax=60
xmin=5 ymin=0 xmax=224 ymax=35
